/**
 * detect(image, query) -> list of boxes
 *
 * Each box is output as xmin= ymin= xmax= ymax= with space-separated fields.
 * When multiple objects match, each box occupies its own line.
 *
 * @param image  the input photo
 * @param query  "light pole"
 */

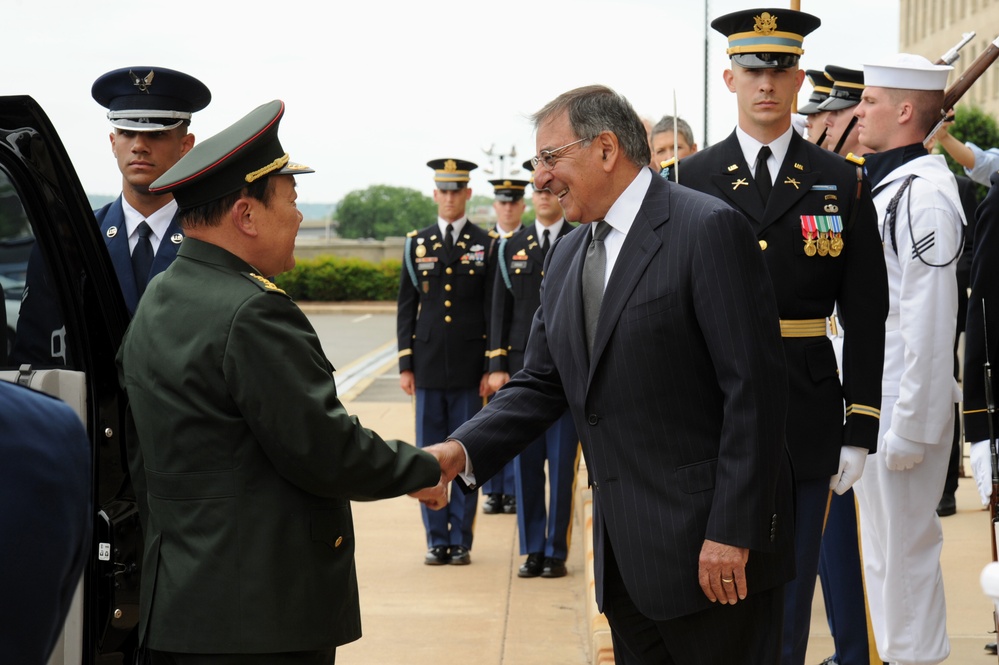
xmin=481 ymin=144 xmax=521 ymax=179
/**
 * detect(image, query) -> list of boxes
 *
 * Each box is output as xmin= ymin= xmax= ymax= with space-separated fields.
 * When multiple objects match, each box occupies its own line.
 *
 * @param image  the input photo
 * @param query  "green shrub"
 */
xmin=275 ymin=256 xmax=402 ymax=301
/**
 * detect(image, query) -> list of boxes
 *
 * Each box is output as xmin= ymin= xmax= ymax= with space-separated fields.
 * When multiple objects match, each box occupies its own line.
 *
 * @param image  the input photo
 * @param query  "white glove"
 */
xmin=970 ymin=440 xmax=994 ymax=506
xmin=883 ymin=430 xmax=925 ymax=471
xmin=830 ymin=445 xmax=868 ymax=495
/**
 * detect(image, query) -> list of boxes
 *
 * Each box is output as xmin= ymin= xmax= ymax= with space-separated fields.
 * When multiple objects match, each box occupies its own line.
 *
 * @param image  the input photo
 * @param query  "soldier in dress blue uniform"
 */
xmin=10 ymin=66 xmax=210 ymax=366
xmin=670 ymin=9 xmax=889 ymax=665
xmin=479 ymin=177 xmax=530 ymax=516
xmin=92 ymin=66 xmax=211 ymax=314
xmin=398 ymin=158 xmax=493 ymax=565
xmin=488 ymin=161 xmax=580 ymax=578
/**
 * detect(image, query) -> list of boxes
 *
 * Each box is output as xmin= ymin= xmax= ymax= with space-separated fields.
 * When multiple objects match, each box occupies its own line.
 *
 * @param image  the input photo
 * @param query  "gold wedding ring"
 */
xmin=721 ymin=577 xmax=734 ymax=584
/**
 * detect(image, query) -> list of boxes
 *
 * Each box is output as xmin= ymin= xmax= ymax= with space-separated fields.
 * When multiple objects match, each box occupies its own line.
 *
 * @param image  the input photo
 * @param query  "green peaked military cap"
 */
xmin=150 ymin=99 xmax=313 ymax=208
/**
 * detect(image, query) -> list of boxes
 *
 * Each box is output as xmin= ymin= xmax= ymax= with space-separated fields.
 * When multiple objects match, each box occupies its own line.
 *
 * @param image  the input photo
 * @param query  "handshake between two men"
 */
xmin=407 ymin=440 xmax=468 ymax=511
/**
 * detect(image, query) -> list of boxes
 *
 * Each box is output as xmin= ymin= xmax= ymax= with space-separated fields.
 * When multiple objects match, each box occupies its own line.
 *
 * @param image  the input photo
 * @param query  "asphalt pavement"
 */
xmin=305 ymin=304 xmax=999 ymax=665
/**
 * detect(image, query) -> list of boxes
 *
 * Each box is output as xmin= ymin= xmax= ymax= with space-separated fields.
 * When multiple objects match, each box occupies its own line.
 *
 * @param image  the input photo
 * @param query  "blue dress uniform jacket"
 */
xmin=397 ymin=222 xmax=493 ymax=388
xmin=452 ymin=175 xmax=794 ymax=621
xmin=117 ymin=239 xmax=440 ymax=654
xmin=0 ymin=382 xmax=90 ymax=665
xmin=95 ymin=196 xmax=183 ymax=315
xmin=675 ymin=130 xmax=889 ymax=480
xmin=489 ymin=223 xmax=573 ymax=374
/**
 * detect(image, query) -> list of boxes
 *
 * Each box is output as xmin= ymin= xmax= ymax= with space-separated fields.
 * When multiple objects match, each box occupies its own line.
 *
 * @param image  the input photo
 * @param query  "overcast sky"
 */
xmin=5 ymin=1 xmax=905 ymax=203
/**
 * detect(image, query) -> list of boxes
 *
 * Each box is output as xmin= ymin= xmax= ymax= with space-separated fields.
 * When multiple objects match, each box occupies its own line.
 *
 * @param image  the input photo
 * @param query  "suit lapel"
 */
xmin=708 ymin=133 xmax=765 ymax=224
xmin=587 ymin=178 xmax=668 ymax=383
xmin=101 ymin=198 xmax=140 ymax=314
xmin=760 ymin=132 xmax=819 ymax=232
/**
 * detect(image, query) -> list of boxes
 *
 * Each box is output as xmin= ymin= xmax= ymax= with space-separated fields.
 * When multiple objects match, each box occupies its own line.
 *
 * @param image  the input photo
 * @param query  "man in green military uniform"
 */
xmin=397 ymin=158 xmax=493 ymax=565
xmin=117 ymin=99 xmax=444 ymax=664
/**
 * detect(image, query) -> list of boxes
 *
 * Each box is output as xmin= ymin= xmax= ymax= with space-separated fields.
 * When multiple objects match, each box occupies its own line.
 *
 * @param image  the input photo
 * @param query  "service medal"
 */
xmin=801 ymin=216 xmax=818 ymax=257
xmin=817 ymin=235 xmax=830 ymax=256
xmin=415 ymin=244 xmax=427 ymax=258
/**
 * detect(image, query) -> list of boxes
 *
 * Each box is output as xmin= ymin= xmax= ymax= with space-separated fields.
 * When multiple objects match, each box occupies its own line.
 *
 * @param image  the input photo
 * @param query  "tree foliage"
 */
xmin=335 ymin=185 xmax=436 ymax=239
xmin=943 ymin=105 xmax=999 ymax=199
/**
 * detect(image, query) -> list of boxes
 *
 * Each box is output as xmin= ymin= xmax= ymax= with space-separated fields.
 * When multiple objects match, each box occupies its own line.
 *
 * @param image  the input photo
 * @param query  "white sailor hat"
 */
xmin=863 ymin=53 xmax=952 ymax=91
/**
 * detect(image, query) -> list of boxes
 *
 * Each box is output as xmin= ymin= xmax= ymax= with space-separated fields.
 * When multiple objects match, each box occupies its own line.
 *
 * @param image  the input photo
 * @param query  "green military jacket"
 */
xmin=117 ymin=238 xmax=439 ymax=654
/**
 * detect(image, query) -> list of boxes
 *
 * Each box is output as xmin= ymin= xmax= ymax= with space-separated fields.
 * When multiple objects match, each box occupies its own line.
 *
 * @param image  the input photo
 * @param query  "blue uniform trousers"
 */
xmin=416 ymin=388 xmax=480 ymax=548
xmin=481 ymin=459 xmax=517 ymax=497
xmin=819 ymin=488 xmax=878 ymax=665
xmin=782 ymin=476 xmax=830 ymax=665
xmin=514 ymin=409 xmax=579 ymax=559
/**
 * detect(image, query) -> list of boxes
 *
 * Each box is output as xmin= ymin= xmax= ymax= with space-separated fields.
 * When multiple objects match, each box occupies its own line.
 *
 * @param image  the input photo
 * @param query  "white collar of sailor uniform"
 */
xmin=121 ymin=197 xmax=178 ymax=254
xmin=735 ymin=125 xmax=794 ymax=181
xmin=535 ymin=218 xmax=565 ymax=239
xmin=437 ymin=216 xmax=467 ymax=240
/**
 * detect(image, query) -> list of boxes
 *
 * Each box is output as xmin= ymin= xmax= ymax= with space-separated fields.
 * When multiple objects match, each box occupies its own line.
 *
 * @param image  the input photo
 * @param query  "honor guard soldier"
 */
xmin=798 ymin=68 xmax=834 ymax=145
xmin=480 ymin=177 xmax=530 ymax=516
xmin=10 ymin=66 xmax=210 ymax=366
xmin=810 ymin=62 xmax=883 ymax=665
xmin=487 ymin=162 xmax=579 ymax=578
xmin=672 ymin=9 xmax=889 ymax=665
xmin=398 ymin=158 xmax=492 ymax=565
xmin=852 ymin=54 xmax=965 ymax=665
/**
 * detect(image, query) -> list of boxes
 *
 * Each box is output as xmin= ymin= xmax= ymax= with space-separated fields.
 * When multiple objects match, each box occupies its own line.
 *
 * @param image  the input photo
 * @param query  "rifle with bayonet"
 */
xmin=924 ymin=34 xmax=999 ymax=146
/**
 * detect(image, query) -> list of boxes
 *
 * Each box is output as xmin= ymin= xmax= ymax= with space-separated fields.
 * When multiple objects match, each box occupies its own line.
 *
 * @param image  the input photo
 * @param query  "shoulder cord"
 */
xmin=403 ymin=236 xmax=418 ymax=288
xmin=497 ymin=237 xmax=513 ymax=292
xmin=881 ymin=174 xmax=963 ymax=267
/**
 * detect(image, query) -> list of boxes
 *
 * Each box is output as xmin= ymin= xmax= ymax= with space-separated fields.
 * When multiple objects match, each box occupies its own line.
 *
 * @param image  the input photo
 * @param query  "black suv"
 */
xmin=0 ymin=96 xmax=141 ymax=664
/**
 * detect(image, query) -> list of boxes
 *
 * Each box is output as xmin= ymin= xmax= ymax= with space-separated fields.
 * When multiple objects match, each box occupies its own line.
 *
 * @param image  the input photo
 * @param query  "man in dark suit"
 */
xmin=10 ymin=66 xmax=209 ymax=366
xmin=488 ymin=165 xmax=578 ymax=578
xmin=672 ymin=10 xmax=889 ymax=664
xmin=118 ymin=100 xmax=445 ymax=664
xmin=425 ymin=85 xmax=794 ymax=663
xmin=397 ymin=159 xmax=493 ymax=565
xmin=0 ymin=381 xmax=90 ymax=665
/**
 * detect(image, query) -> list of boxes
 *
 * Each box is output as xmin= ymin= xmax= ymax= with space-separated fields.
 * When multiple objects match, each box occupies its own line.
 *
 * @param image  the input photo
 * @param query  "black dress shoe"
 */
xmin=987 ymin=642 xmax=998 ymax=655
xmin=502 ymin=494 xmax=516 ymax=514
xmin=936 ymin=493 xmax=956 ymax=517
xmin=541 ymin=557 xmax=567 ymax=578
xmin=518 ymin=553 xmax=545 ymax=578
xmin=482 ymin=494 xmax=502 ymax=514
xmin=449 ymin=545 xmax=471 ymax=565
xmin=424 ymin=546 xmax=450 ymax=565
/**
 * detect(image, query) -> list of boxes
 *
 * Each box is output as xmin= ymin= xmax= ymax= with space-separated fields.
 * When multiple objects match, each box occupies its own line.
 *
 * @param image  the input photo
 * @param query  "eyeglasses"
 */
xmin=530 ymin=136 xmax=594 ymax=170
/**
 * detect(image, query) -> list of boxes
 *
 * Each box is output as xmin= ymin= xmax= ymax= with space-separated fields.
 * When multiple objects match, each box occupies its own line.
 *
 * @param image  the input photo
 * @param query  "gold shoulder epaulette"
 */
xmin=488 ymin=229 xmax=500 ymax=239
xmin=660 ymin=157 xmax=677 ymax=170
xmin=243 ymin=272 xmax=288 ymax=295
xmin=406 ymin=229 xmax=418 ymax=238
xmin=845 ymin=153 xmax=865 ymax=166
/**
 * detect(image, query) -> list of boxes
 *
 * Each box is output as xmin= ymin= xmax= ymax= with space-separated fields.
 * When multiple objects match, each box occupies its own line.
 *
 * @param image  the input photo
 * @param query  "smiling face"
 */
xmin=252 ymin=175 xmax=302 ymax=276
xmin=724 ymin=63 xmax=805 ymax=142
xmin=531 ymin=112 xmax=604 ymax=224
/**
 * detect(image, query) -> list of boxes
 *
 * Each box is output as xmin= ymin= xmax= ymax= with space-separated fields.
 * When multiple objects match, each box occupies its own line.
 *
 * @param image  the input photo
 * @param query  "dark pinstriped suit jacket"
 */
xmin=451 ymin=172 xmax=795 ymax=621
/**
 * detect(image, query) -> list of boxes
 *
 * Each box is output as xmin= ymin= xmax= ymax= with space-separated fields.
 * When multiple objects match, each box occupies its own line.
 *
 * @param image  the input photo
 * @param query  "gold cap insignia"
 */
xmin=754 ymin=12 xmax=778 ymax=35
xmin=444 ymin=159 xmax=458 ymax=172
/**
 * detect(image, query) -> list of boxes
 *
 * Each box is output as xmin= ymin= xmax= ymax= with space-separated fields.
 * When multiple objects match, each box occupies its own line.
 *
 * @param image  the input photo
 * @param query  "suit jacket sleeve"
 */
xmin=965 ymin=173 xmax=999 ymax=442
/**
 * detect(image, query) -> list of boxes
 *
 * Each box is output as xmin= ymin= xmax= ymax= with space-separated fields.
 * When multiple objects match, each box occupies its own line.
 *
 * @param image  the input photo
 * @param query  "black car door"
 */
xmin=0 ymin=95 xmax=142 ymax=665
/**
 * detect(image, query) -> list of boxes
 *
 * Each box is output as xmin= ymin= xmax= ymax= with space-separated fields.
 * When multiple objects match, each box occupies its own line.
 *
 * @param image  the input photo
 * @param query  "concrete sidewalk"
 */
xmin=339 ymin=397 xmax=999 ymax=664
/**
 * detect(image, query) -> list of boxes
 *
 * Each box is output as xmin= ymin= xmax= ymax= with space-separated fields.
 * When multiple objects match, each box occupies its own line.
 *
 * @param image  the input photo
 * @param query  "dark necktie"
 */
xmin=132 ymin=221 xmax=154 ymax=298
xmin=444 ymin=223 xmax=454 ymax=253
xmin=582 ymin=221 xmax=611 ymax=356
xmin=541 ymin=229 xmax=551 ymax=257
xmin=755 ymin=145 xmax=773 ymax=205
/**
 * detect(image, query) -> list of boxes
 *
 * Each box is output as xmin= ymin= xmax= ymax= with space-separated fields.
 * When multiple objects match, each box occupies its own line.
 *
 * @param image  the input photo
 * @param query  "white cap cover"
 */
xmin=863 ymin=53 xmax=952 ymax=91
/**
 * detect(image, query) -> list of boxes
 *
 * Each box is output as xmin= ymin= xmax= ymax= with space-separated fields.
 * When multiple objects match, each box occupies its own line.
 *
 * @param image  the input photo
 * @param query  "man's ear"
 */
xmin=723 ymin=69 xmax=736 ymax=93
xmin=230 ymin=197 xmax=258 ymax=237
xmin=596 ymin=131 xmax=619 ymax=172
xmin=898 ymin=101 xmax=915 ymax=126
xmin=180 ymin=133 xmax=195 ymax=156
